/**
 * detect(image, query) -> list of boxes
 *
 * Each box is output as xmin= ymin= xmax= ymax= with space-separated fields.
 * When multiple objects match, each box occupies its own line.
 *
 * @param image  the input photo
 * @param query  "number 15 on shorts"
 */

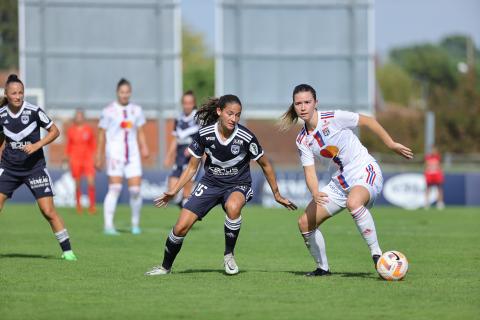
xmin=194 ymin=183 xmax=208 ymax=197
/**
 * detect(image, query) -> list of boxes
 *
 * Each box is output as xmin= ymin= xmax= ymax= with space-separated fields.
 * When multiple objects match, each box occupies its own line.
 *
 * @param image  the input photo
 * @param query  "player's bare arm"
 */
xmin=358 ymin=115 xmax=414 ymax=159
xmin=154 ymin=155 xmax=201 ymax=208
xmin=256 ymin=155 xmax=297 ymax=210
xmin=0 ymin=132 xmax=5 ymax=147
xmin=164 ymin=135 xmax=177 ymax=167
xmin=137 ymin=125 xmax=150 ymax=159
xmin=95 ymin=127 xmax=106 ymax=169
xmin=22 ymin=123 xmax=60 ymax=155
xmin=303 ymin=165 xmax=329 ymax=206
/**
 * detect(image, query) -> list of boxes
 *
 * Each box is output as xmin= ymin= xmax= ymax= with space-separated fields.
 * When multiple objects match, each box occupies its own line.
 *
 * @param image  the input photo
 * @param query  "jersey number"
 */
xmin=194 ymin=183 xmax=208 ymax=196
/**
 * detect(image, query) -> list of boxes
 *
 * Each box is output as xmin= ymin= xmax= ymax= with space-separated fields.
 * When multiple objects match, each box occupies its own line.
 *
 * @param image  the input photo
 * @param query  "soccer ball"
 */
xmin=376 ymin=251 xmax=409 ymax=281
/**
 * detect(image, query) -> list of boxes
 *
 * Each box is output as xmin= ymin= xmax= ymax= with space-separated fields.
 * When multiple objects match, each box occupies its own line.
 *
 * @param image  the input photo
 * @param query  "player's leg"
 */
xmin=86 ymin=174 xmax=96 ymax=214
xmin=346 ymin=185 xmax=382 ymax=260
xmin=104 ymin=175 xmax=122 ymax=234
xmin=425 ymin=183 xmax=432 ymax=209
xmin=436 ymin=182 xmax=445 ymax=210
xmin=127 ymin=176 xmax=142 ymax=234
xmin=0 ymin=193 xmax=8 ymax=214
xmin=37 ymin=196 xmax=77 ymax=261
xmin=70 ymin=162 xmax=83 ymax=214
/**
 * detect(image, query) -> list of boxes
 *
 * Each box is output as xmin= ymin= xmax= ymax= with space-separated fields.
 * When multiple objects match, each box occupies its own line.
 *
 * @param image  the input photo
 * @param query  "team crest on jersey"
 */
xmin=21 ymin=115 xmax=29 ymax=124
xmin=322 ymin=127 xmax=330 ymax=136
xmin=249 ymin=143 xmax=259 ymax=156
xmin=231 ymin=144 xmax=240 ymax=155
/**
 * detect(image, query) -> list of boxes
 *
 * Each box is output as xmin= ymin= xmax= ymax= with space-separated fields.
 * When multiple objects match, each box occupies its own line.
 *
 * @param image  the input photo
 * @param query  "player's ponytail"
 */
xmin=280 ymin=83 xmax=317 ymax=131
xmin=1 ymin=74 xmax=24 ymax=106
xmin=195 ymin=94 xmax=242 ymax=127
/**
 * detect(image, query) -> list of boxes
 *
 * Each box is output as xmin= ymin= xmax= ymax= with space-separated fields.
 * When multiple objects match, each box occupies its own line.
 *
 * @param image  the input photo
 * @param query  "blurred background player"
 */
xmin=66 ymin=109 xmax=96 ymax=214
xmin=146 ymin=94 xmax=296 ymax=276
xmin=282 ymin=84 xmax=413 ymax=276
xmin=164 ymin=90 xmax=199 ymax=207
xmin=95 ymin=78 xmax=149 ymax=235
xmin=0 ymin=74 xmax=76 ymax=260
xmin=424 ymin=146 xmax=445 ymax=210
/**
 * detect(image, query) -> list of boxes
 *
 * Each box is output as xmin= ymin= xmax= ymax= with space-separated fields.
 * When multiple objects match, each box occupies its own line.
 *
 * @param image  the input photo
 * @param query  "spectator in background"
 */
xmin=66 ymin=109 xmax=96 ymax=214
xmin=424 ymin=146 xmax=445 ymax=210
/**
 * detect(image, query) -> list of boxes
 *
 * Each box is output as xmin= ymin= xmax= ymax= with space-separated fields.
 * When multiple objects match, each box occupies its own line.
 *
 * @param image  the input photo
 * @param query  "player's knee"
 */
xmin=41 ymin=206 xmax=58 ymax=220
xmin=225 ymin=202 xmax=242 ymax=218
xmin=298 ymin=214 xmax=309 ymax=232
xmin=346 ymin=198 xmax=363 ymax=212
xmin=108 ymin=184 xmax=122 ymax=196
xmin=173 ymin=224 xmax=190 ymax=237
xmin=128 ymin=186 xmax=141 ymax=199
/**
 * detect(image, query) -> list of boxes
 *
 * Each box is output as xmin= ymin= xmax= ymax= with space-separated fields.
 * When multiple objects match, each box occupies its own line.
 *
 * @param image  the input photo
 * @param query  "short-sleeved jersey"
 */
xmin=98 ymin=101 xmax=145 ymax=162
xmin=188 ymin=122 xmax=264 ymax=186
xmin=296 ymin=110 xmax=376 ymax=189
xmin=66 ymin=124 xmax=96 ymax=160
xmin=425 ymin=153 xmax=442 ymax=174
xmin=0 ymin=101 xmax=53 ymax=171
xmin=172 ymin=110 xmax=199 ymax=146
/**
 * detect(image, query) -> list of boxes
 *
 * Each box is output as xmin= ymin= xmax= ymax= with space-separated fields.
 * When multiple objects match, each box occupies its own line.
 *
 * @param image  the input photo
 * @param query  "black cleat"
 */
xmin=305 ymin=268 xmax=331 ymax=277
xmin=372 ymin=254 xmax=381 ymax=269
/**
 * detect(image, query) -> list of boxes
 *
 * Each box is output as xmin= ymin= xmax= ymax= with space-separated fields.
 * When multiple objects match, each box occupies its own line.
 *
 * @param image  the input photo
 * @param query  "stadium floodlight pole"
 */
xmin=425 ymin=111 xmax=435 ymax=155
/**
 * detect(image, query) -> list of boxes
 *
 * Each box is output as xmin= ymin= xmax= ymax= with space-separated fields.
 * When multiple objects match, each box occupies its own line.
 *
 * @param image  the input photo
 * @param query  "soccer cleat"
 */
xmin=224 ymin=253 xmax=239 ymax=275
xmin=104 ymin=228 xmax=120 ymax=236
xmin=61 ymin=251 xmax=77 ymax=261
xmin=305 ymin=268 xmax=331 ymax=277
xmin=132 ymin=226 xmax=142 ymax=235
xmin=372 ymin=254 xmax=381 ymax=269
xmin=88 ymin=206 xmax=97 ymax=215
xmin=145 ymin=265 xmax=171 ymax=276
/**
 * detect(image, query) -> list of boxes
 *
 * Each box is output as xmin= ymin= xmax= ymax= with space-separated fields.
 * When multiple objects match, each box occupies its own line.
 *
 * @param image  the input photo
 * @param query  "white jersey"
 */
xmin=296 ymin=110 xmax=377 ymax=192
xmin=99 ymin=101 xmax=146 ymax=163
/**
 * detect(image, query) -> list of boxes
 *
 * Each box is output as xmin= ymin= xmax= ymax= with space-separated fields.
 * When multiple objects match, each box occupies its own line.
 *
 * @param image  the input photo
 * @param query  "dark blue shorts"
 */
xmin=170 ymin=147 xmax=191 ymax=178
xmin=183 ymin=180 xmax=254 ymax=220
xmin=0 ymin=166 xmax=55 ymax=199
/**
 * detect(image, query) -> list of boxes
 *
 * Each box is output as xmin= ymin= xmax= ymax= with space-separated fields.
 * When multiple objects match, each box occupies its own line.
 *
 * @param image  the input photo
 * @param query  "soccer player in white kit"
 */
xmin=96 ymin=79 xmax=149 ymax=235
xmin=282 ymin=84 xmax=413 ymax=276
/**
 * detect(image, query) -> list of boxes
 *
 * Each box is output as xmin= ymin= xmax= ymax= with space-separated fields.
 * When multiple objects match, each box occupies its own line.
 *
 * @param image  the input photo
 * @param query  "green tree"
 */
xmin=377 ymin=62 xmax=420 ymax=106
xmin=0 ymin=0 xmax=18 ymax=69
xmin=182 ymin=24 xmax=214 ymax=106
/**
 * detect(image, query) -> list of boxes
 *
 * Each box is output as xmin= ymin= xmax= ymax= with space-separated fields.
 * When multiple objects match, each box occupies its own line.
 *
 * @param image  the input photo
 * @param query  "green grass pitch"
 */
xmin=0 ymin=204 xmax=479 ymax=320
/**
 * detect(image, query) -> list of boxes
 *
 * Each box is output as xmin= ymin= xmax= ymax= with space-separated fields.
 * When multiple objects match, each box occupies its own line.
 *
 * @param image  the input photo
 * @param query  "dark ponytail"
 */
xmin=1 ymin=74 xmax=24 ymax=106
xmin=195 ymin=94 xmax=242 ymax=126
xmin=116 ymin=78 xmax=131 ymax=91
xmin=280 ymin=83 xmax=317 ymax=130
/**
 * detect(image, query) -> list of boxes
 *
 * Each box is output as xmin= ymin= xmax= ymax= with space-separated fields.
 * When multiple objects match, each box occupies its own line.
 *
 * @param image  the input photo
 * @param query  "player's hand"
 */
xmin=163 ymin=157 xmax=174 ymax=168
xmin=153 ymin=191 xmax=176 ymax=208
xmin=389 ymin=142 xmax=414 ymax=160
xmin=312 ymin=191 xmax=329 ymax=206
xmin=274 ymin=193 xmax=298 ymax=211
xmin=95 ymin=155 xmax=104 ymax=170
xmin=22 ymin=142 xmax=41 ymax=155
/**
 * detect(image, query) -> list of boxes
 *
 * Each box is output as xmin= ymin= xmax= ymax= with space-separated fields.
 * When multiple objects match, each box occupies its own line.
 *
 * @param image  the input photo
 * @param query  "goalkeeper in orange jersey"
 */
xmin=66 ymin=109 xmax=97 ymax=214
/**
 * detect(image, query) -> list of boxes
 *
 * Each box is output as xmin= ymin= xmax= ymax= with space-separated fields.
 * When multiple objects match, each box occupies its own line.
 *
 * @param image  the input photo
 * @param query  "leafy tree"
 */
xmin=0 ymin=0 xmax=18 ymax=69
xmin=377 ymin=62 xmax=420 ymax=106
xmin=182 ymin=24 xmax=214 ymax=106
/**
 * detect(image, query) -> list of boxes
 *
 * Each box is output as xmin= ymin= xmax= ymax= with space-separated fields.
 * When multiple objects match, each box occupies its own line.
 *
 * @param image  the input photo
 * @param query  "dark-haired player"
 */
xmin=0 ymin=74 xmax=77 ymax=261
xmin=145 ymin=94 xmax=297 ymax=276
xmin=96 ymin=78 xmax=149 ymax=235
xmin=164 ymin=90 xmax=199 ymax=207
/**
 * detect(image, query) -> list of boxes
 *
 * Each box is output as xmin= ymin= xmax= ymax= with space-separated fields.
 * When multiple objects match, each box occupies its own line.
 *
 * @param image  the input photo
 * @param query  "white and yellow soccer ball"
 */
xmin=376 ymin=251 xmax=409 ymax=281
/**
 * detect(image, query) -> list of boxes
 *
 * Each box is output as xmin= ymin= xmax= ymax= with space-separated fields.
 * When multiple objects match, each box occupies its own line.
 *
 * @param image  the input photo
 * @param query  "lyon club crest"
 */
xmin=231 ymin=144 xmax=240 ymax=155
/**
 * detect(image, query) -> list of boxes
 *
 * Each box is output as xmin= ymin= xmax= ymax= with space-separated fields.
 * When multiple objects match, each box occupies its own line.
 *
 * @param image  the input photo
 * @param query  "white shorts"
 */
xmin=321 ymin=161 xmax=383 ymax=216
xmin=106 ymin=156 xmax=142 ymax=179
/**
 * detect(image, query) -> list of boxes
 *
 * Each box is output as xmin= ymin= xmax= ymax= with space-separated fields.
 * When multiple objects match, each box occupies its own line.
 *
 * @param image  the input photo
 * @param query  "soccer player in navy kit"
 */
xmin=0 ymin=74 xmax=77 ymax=261
xmin=145 ymin=94 xmax=297 ymax=276
xmin=164 ymin=90 xmax=199 ymax=207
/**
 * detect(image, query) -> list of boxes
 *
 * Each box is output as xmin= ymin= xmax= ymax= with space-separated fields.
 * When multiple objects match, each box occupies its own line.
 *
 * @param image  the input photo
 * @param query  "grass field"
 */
xmin=0 ymin=204 xmax=479 ymax=320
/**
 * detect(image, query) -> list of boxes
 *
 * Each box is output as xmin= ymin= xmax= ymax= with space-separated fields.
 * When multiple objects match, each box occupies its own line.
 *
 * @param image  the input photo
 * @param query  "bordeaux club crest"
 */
xmin=231 ymin=144 xmax=240 ymax=155
xmin=21 ymin=115 xmax=29 ymax=124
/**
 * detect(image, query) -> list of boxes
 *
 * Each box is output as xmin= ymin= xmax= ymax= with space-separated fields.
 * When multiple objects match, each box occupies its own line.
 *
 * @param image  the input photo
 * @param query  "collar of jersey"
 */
xmin=114 ymin=101 xmax=130 ymax=109
xmin=214 ymin=122 xmax=238 ymax=146
xmin=181 ymin=110 xmax=196 ymax=122
xmin=303 ymin=112 xmax=321 ymax=137
xmin=6 ymin=101 xmax=26 ymax=119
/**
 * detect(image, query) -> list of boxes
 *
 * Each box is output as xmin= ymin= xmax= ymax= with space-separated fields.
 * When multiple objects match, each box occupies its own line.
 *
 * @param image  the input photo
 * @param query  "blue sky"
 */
xmin=181 ymin=0 xmax=480 ymax=55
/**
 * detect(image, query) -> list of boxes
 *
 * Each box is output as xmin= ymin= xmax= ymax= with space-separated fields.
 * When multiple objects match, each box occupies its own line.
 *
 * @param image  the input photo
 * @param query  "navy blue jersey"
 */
xmin=173 ymin=110 xmax=199 ymax=147
xmin=0 ymin=101 xmax=53 ymax=171
xmin=188 ymin=123 xmax=264 ymax=186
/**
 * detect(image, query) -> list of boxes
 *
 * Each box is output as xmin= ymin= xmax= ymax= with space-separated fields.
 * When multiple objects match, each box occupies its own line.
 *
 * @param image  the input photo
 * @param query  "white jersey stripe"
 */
xmin=3 ymin=122 xmax=38 ymax=141
xmin=236 ymin=132 xmax=252 ymax=142
xmin=237 ymin=129 xmax=252 ymax=139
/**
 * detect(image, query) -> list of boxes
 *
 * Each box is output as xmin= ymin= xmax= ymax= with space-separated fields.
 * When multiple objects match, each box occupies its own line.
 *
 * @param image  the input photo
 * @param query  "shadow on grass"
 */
xmin=0 ymin=253 xmax=57 ymax=260
xmin=286 ymin=270 xmax=375 ymax=279
xmin=176 ymin=269 xmax=240 ymax=275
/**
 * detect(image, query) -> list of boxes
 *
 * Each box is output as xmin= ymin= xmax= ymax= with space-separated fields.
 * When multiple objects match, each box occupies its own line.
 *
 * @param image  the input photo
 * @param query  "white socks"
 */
xmin=302 ymin=229 xmax=329 ymax=271
xmin=350 ymin=206 xmax=382 ymax=256
xmin=103 ymin=184 xmax=121 ymax=230
xmin=129 ymin=186 xmax=142 ymax=228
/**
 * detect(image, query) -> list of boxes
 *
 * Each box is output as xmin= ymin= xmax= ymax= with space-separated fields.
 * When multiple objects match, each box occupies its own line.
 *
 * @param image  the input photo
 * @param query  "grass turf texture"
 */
xmin=0 ymin=204 xmax=479 ymax=320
